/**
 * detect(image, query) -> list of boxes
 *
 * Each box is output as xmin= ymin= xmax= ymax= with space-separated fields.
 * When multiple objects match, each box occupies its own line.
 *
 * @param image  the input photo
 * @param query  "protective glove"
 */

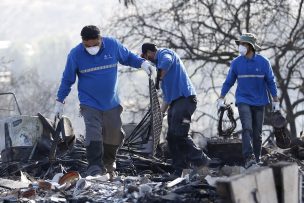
xmin=141 ymin=61 xmax=153 ymax=76
xmin=216 ymin=98 xmax=225 ymax=110
xmin=160 ymin=102 xmax=169 ymax=118
xmin=54 ymin=100 xmax=64 ymax=118
xmin=272 ymin=101 xmax=280 ymax=112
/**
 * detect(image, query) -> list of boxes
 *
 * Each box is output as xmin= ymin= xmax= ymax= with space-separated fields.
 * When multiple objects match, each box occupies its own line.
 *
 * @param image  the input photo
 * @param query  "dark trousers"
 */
xmin=238 ymin=103 xmax=265 ymax=162
xmin=166 ymin=96 xmax=207 ymax=173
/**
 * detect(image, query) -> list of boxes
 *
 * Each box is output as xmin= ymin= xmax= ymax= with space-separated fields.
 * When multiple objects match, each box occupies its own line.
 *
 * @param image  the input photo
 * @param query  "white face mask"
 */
xmin=86 ymin=46 xmax=100 ymax=55
xmin=238 ymin=45 xmax=248 ymax=56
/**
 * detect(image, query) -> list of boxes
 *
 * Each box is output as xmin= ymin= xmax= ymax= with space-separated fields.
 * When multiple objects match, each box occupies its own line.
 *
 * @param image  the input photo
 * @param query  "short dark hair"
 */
xmin=142 ymin=43 xmax=157 ymax=54
xmin=81 ymin=25 xmax=100 ymax=40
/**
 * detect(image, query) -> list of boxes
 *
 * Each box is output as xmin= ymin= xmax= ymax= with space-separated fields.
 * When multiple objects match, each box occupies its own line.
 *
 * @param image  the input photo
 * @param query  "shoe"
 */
xmin=86 ymin=173 xmax=110 ymax=181
xmin=190 ymin=157 xmax=210 ymax=176
xmin=86 ymin=141 xmax=106 ymax=177
xmin=244 ymin=155 xmax=257 ymax=169
xmin=86 ymin=165 xmax=107 ymax=177
xmin=256 ymin=159 xmax=264 ymax=166
xmin=247 ymin=163 xmax=260 ymax=170
xmin=190 ymin=154 xmax=211 ymax=169
xmin=191 ymin=165 xmax=209 ymax=178
xmin=103 ymin=144 xmax=119 ymax=173
xmin=108 ymin=171 xmax=118 ymax=181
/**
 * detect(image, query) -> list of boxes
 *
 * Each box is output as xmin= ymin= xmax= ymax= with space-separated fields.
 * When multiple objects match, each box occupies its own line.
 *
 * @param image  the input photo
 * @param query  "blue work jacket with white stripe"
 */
xmin=220 ymin=54 xmax=278 ymax=106
xmin=156 ymin=48 xmax=196 ymax=104
xmin=57 ymin=37 xmax=144 ymax=111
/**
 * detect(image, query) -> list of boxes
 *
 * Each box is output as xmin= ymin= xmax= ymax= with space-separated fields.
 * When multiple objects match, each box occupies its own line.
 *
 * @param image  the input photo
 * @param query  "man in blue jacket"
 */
xmin=54 ymin=25 xmax=153 ymax=177
xmin=218 ymin=33 xmax=280 ymax=168
xmin=141 ymin=43 xmax=209 ymax=179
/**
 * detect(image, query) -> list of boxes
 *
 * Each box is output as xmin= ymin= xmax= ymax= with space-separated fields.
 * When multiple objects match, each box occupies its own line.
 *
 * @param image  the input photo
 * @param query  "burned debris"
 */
xmin=0 ymin=82 xmax=303 ymax=203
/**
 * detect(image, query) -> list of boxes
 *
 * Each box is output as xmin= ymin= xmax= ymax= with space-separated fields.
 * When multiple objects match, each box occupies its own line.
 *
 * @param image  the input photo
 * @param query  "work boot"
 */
xmin=191 ymin=153 xmax=211 ymax=177
xmin=191 ymin=155 xmax=209 ymax=167
xmin=244 ymin=154 xmax=257 ymax=169
xmin=86 ymin=141 xmax=106 ymax=176
xmin=103 ymin=144 xmax=119 ymax=173
xmin=191 ymin=165 xmax=209 ymax=179
xmin=86 ymin=165 xmax=107 ymax=177
xmin=108 ymin=171 xmax=118 ymax=181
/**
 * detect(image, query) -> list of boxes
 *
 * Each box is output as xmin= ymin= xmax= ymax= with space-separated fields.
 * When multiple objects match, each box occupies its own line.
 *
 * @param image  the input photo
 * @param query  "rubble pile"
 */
xmin=260 ymin=146 xmax=304 ymax=171
xmin=0 ymin=110 xmax=303 ymax=203
xmin=0 ymin=137 xmax=219 ymax=202
xmin=0 ymin=169 xmax=218 ymax=202
xmin=0 ymin=136 xmax=303 ymax=202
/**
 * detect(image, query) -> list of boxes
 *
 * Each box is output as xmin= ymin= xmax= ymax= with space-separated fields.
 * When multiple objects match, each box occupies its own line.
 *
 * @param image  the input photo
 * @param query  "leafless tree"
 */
xmin=119 ymin=0 xmax=135 ymax=7
xmin=13 ymin=68 xmax=55 ymax=117
xmin=0 ymin=57 xmax=13 ymax=70
xmin=110 ymin=0 xmax=304 ymax=138
xmin=0 ymin=67 xmax=56 ymax=118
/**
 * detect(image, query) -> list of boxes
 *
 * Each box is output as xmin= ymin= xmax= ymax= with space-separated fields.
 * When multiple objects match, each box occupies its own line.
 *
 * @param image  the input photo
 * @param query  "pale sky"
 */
xmin=0 ymin=0 xmax=126 ymax=78
xmin=0 ymin=0 xmax=120 ymax=43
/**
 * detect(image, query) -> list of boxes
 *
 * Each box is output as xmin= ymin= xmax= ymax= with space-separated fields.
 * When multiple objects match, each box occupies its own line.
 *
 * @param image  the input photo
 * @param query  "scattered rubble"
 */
xmin=0 ymin=91 xmax=303 ymax=202
xmin=0 ymin=136 xmax=303 ymax=202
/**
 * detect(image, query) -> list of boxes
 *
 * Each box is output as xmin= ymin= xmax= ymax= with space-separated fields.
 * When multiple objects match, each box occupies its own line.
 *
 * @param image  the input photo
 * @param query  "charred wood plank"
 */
xmin=217 ymin=167 xmax=278 ymax=203
xmin=270 ymin=162 xmax=300 ymax=203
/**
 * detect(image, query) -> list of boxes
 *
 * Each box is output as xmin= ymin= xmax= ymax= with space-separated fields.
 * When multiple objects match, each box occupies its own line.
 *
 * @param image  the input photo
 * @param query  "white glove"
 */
xmin=141 ymin=61 xmax=153 ymax=76
xmin=216 ymin=98 xmax=225 ymax=110
xmin=272 ymin=101 xmax=280 ymax=112
xmin=54 ymin=100 xmax=64 ymax=118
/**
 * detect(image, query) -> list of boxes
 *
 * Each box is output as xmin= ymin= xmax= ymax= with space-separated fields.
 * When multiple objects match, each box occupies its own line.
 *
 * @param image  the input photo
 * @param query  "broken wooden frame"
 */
xmin=217 ymin=162 xmax=300 ymax=203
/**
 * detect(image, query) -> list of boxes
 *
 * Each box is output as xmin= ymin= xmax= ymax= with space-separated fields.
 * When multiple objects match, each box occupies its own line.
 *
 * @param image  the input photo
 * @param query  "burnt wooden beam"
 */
xmin=270 ymin=162 xmax=300 ymax=203
xmin=217 ymin=167 xmax=278 ymax=203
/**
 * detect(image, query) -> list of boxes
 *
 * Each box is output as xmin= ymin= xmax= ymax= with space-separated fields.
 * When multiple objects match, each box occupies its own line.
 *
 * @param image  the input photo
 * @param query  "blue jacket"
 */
xmin=221 ymin=54 xmax=278 ymax=106
xmin=57 ymin=37 xmax=144 ymax=111
xmin=156 ymin=48 xmax=196 ymax=104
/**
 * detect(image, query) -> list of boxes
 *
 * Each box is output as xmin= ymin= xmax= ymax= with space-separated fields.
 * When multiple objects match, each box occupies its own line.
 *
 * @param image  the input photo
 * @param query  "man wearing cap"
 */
xmin=217 ymin=33 xmax=279 ymax=168
xmin=141 ymin=43 xmax=209 ymax=179
xmin=54 ymin=25 xmax=154 ymax=177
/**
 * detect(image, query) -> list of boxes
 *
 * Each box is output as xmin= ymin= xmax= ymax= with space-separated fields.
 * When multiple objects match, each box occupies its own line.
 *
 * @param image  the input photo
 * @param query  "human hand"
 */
xmin=141 ymin=61 xmax=153 ymax=76
xmin=272 ymin=101 xmax=280 ymax=112
xmin=216 ymin=98 xmax=225 ymax=110
xmin=54 ymin=100 xmax=64 ymax=118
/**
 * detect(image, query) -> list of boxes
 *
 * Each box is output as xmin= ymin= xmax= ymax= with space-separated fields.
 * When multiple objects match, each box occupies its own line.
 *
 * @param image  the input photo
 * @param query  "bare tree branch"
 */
xmin=110 ymin=0 xmax=304 ymax=137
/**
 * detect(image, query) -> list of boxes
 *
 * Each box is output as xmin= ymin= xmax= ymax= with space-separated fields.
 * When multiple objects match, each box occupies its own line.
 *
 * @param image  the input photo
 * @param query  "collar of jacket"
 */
xmin=242 ymin=53 xmax=257 ymax=62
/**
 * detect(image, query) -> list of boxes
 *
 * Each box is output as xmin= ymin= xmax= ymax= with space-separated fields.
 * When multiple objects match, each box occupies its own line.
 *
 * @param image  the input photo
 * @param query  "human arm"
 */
xmin=217 ymin=64 xmax=237 ymax=109
xmin=56 ymin=53 xmax=78 ymax=102
xmin=264 ymin=60 xmax=280 ymax=111
xmin=115 ymin=39 xmax=144 ymax=68
xmin=160 ymin=101 xmax=169 ymax=114
xmin=220 ymin=64 xmax=237 ymax=98
xmin=265 ymin=60 xmax=278 ymax=99
xmin=160 ymin=101 xmax=169 ymax=118
xmin=55 ymin=53 xmax=78 ymax=117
